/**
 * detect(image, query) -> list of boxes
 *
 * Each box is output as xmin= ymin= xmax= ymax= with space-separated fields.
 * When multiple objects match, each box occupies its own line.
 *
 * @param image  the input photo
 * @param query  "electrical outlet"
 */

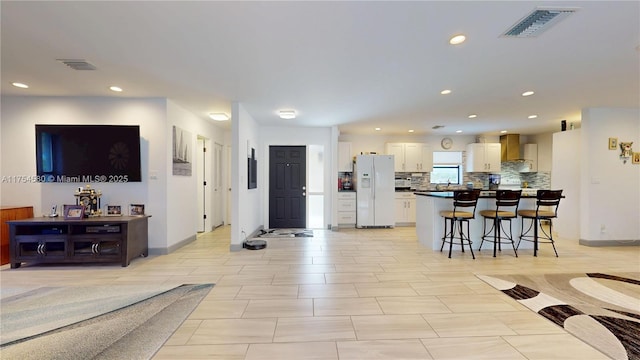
xmin=600 ymin=224 xmax=606 ymax=233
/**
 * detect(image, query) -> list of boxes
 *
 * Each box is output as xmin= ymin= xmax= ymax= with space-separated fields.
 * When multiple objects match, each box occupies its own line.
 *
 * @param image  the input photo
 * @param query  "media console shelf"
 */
xmin=8 ymin=216 xmax=149 ymax=268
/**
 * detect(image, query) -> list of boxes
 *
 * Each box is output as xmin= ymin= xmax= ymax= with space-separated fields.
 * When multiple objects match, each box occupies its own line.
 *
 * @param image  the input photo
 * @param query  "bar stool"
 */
xmin=439 ymin=190 xmax=481 ymax=259
xmin=479 ymin=190 xmax=522 ymax=257
xmin=517 ymin=189 xmax=563 ymax=257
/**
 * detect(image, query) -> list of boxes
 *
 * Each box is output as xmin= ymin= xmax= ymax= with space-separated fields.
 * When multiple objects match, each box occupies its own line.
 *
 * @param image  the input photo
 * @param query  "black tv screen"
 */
xmin=36 ymin=125 xmax=142 ymax=182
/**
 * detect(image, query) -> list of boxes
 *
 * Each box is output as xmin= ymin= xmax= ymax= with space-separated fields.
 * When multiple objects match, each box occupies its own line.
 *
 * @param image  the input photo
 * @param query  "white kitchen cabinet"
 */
xmin=338 ymin=142 xmax=353 ymax=172
xmin=337 ymin=192 xmax=356 ymax=227
xmin=519 ymin=144 xmax=538 ymax=172
xmin=395 ymin=192 xmax=416 ymax=225
xmin=385 ymin=143 xmax=433 ymax=172
xmin=466 ymin=143 xmax=501 ymax=172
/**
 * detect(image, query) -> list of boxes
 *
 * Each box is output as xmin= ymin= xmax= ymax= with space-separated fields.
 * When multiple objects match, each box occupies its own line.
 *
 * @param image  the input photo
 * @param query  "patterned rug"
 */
xmin=258 ymin=228 xmax=314 ymax=238
xmin=0 ymin=283 xmax=213 ymax=359
xmin=478 ymin=272 xmax=640 ymax=360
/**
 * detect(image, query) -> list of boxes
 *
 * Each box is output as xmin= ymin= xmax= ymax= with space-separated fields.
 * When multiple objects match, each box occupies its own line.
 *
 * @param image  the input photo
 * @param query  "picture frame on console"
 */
xmin=63 ymin=205 xmax=84 ymax=220
xmin=105 ymin=205 xmax=122 ymax=216
xmin=129 ymin=204 xmax=145 ymax=216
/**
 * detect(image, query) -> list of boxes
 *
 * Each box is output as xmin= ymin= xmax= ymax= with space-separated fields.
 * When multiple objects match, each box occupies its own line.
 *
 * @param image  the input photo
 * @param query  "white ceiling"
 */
xmin=2 ymin=1 xmax=639 ymax=136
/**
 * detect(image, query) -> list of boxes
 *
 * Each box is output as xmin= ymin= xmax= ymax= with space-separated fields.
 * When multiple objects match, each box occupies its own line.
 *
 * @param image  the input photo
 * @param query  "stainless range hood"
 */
xmin=500 ymin=134 xmax=521 ymax=161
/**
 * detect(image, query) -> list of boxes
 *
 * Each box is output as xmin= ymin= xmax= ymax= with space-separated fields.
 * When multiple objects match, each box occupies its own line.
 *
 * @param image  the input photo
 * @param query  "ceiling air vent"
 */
xmin=432 ymin=125 xmax=445 ymax=130
xmin=57 ymin=59 xmax=97 ymax=70
xmin=503 ymin=8 xmax=577 ymax=38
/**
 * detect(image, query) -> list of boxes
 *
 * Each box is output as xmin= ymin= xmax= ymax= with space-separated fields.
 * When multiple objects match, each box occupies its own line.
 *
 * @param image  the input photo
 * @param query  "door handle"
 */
xmin=302 ymin=192 xmax=306 ymax=196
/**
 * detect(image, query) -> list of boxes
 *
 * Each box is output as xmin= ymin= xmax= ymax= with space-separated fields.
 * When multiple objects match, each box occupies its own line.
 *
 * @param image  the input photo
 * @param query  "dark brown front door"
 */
xmin=269 ymin=146 xmax=306 ymax=228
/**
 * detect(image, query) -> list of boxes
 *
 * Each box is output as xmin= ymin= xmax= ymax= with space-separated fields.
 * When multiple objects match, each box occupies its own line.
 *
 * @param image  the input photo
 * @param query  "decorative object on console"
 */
xmin=129 ymin=204 xmax=145 ymax=216
xmin=608 ymin=137 xmax=618 ymax=150
xmin=63 ymin=204 xmax=84 ymax=220
xmin=619 ymin=141 xmax=633 ymax=163
xmin=105 ymin=205 xmax=122 ymax=216
xmin=75 ymin=184 xmax=101 ymax=217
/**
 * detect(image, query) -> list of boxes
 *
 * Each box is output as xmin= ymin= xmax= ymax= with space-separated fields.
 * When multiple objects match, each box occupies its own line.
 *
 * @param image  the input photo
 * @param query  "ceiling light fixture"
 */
xmin=468 ymin=114 xmax=477 ymax=118
xmin=109 ymin=86 xmax=123 ymax=92
xmin=375 ymin=128 xmax=381 ymax=131
xmin=456 ymin=130 xmax=463 ymax=133
xmin=279 ymin=110 xmax=296 ymax=119
xmin=449 ymin=34 xmax=466 ymax=45
xmin=408 ymin=129 xmax=414 ymax=133
xmin=500 ymin=130 xmax=508 ymax=134
xmin=209 ymin=113 xmax=229 ymax=121
xmin=522 ymin=91 xmax=535 ymax=97
xmin=528 ymin=114 xmax=538 ymax=119
xmin=12 ymin=82 xmax=29 ymax=89
xmin=440 ymin=89 xmax=452 ymax=95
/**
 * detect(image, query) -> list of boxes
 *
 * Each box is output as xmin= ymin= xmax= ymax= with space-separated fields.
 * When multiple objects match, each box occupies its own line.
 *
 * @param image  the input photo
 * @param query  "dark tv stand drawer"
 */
xmin=8 ymin=216 xmax=149 ymax=268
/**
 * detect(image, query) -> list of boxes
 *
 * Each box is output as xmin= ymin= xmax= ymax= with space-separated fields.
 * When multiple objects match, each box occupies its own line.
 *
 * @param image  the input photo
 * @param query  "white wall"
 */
xmin=580 ymin=108 xmax=640 ymax=244
xmin=231 ymin=102 xmax=263 ymax=250
xmin=0 ymin=96 xmax=168 ymax=250
xmin=338 ymin=134 xmax=482 ymax=156
xmin=529 ymin=132 xmax=553 ymax=172
xmin=552 ymin=130 xmax=581 ymax=239
xmin=165 ymin=100 xmax=228 ymax=251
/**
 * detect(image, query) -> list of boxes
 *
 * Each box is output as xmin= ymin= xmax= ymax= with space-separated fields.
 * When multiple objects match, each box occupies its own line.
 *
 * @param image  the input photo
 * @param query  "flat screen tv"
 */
xmin=35 ymin=125 xmax=142 ymax=182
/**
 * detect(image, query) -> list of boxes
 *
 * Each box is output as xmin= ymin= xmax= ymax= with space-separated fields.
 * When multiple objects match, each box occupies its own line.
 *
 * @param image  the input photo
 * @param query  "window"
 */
xmin=431 ymin=151 xmax=462 ymax=185
xmin=430 ymin=165 xmax=461 ymax=184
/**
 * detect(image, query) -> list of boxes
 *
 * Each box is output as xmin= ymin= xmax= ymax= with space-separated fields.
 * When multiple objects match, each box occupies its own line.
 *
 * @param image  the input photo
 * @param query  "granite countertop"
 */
xmin=414 ymin=191 xmax=542 ymax=198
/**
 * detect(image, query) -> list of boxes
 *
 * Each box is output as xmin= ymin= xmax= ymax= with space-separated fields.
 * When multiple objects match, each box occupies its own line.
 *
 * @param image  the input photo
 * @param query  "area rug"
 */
xmin=478 ymin=272 xmax=640 ymax=360
xmin=0 ymin=283 xmax=213 ymax=359
xmin=258 ymin=228 xmax=313 ymax=238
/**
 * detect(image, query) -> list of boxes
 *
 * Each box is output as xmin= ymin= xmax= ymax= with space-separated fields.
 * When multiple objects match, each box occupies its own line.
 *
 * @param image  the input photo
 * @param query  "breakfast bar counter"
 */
xmin=415 ymin=191 xmax=539 ymax=251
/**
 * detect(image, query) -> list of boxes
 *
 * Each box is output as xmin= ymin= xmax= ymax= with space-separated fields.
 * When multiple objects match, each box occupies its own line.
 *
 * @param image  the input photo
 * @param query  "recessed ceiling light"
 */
xmin=375 ymin=127 xmax=381 ymax=131
xmin=456 ymin=130 xmax=463 ymax=133
xmin=500 ymin=130 xmax=508 ymax=134
xmin=12 ymin=82 xmax=29 ymax=89
xmin=528 ymin=114 xmax=538 ymax=119
xmin=408 ymin=129 xmax=414 ymax=133
xmin=440 ymin=89 xmax=452 ymax=95
xmin=109 ymin=86 xmax=123 ymax=92
xmin=449 ymin=34 xmax=466 ymax=45
xmin=468 ymin=114 xmax=477 ymax=119
xmin=209 ymin=113 xmax=229 ymax=121
xmin=521 ymin=91 xmax=535 ymax=96
xmin=279 ymin=110 xmax=296 ymax=119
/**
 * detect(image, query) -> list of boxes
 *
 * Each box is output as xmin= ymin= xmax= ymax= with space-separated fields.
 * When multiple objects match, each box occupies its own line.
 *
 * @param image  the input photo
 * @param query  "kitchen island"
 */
xmin=415 ymin=191 xmax=541 ymax=252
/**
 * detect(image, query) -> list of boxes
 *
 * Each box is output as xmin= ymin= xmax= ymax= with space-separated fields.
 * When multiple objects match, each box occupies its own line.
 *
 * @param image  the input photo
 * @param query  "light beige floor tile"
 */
xmin=152 ymin=344 xmax=248 ymax=360
xmin=245 ymin=342 xmax=338 ymax=360
xmin=289 ymin=264 xmax=336 ymax=273
xmin=235 ymin=285 xmax=299 ymax=299
xmin=503 ymin=333 xmax=611 ymax=359
xmin=163 ymin=319 xmax=202 ymax=346
xmin=355 ymin=282 xmax=419 ymax=297
xmin=274 ymin=316 xmax=356 ymax=342
xmin=325 ymin=272 xmax=379 ymax=283
xmin=353 ymin=256 xmax=399 ymax=264
xmin=188 ymin=300 xmax=249 ymax=319
xmin=335 ymin=264 xmax=385 ymax=273
xmin=375 ymin=272 xmax=430 ymax=282
xmin=242 ymin=299 xmax=313 ymax=318
xmin=421 ymin=336 xmax=526 ymax=360
xmin=239 ymin=264 xmax=290 ymax=274
xmin=204 ymin=286 xmax=241 ymax=300
xmin=188 ymin=318 xmax=277 ymax=345
xmin=351 ymin=314 xmax=437 ymax=340
xmin=298 ymin=284 xmax=358 ymax=298
xmin=409 ymin=282 xmax=477 ymax=296
xmin=377 ymin=296 xmax=451 ymax=314
xmin=423 ymin=313 xmax=517 ymax=337
xmin=216 ymin=274 xmax=274 ymax=286
xmin=491 ymin=311 xmax=566 ymax=335
xmin=436 ymin=294 xmax=521 ymax=312
xmin=313 ymin=256 xmax=356 ymax=264
xmin=314 ymin=297 xmax=383 ymax=316
xmin=272 ymin=273 xmax=326 ymax=285
xmin=337 ymin=339 xmax=433 ymax=360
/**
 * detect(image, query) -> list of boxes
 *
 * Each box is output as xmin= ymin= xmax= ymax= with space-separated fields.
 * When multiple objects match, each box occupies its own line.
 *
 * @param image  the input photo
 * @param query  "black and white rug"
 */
xmin=0 ymin=283 xmax=213 ymax=359
xmin=258 ymin=228 xmax=314 ymax=238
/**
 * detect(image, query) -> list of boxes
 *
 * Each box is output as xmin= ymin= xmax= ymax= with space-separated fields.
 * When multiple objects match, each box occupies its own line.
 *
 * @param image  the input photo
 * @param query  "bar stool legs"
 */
xmin=440 ymin=216 xmax=475 ymax=259
xmin=480 ymin=217 xmax=518 ymax=257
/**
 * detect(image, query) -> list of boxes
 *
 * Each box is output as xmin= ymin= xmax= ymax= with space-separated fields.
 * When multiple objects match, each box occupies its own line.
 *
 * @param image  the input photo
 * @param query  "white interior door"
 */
xmin=213 ymin=142 xmax=224 ymax=228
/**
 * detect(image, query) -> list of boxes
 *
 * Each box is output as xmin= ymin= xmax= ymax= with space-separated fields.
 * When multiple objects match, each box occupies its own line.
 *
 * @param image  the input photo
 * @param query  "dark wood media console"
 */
xmin=8 ymin=216 xmax=149 ymax=268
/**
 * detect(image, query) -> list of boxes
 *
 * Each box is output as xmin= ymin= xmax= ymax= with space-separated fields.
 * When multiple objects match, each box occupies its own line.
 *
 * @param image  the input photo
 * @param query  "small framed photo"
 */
xmin=105 ymin=205 xmax=122 ymax=216
xmin=63 ymin=204 xmax=85 ymax=220
xmin=609 ymin=137 xmax=618 ymax=150
xmin=633 ymin=152 xmax=640 ymax=164
xmin=129 ymin=204 xmax=145 ymax=216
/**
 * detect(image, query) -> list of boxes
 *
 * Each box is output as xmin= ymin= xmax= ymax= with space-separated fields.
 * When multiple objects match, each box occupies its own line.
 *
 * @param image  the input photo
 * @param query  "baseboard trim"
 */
xmin=149 ymin=234 xmax=197 ymax=255
xmin=579 ymin=239 xmax=640 ymax=247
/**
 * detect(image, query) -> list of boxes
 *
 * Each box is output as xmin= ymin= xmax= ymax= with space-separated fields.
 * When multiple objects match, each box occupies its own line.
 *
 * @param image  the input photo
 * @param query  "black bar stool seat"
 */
xmin=439 ymin=190 xmax=481 ymax=259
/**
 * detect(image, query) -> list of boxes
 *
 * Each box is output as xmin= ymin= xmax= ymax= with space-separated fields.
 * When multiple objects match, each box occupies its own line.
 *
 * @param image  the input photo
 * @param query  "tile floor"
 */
xmin=2 ymin=225 xmax=638 ymax=359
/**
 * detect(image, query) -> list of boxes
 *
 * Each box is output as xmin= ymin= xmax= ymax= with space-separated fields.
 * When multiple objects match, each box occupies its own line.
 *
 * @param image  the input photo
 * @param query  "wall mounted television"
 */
xmin=35 ymin=125 xmax=142 ymax=182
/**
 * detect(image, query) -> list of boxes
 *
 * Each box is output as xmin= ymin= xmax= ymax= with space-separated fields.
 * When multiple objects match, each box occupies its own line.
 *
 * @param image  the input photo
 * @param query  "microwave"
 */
xmin=395 ymin=178 xmax=411 ymax=189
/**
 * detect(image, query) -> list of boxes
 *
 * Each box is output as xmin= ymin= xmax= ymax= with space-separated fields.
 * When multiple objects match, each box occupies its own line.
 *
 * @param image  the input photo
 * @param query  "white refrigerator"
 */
xmin=355 ymin=155 xmax=395 ymax=228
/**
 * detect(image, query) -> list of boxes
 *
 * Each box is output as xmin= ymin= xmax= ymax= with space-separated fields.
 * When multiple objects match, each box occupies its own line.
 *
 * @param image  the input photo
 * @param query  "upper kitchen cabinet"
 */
xmin=385 ymin=143 xmax=433 ymax=172
xmin=466 ymin=143 xmax=501 ymax=172
xmin=338 ymin=142 xmax=353 ymax=172
xmin=519 ymin=143 xmax=538 ymax=172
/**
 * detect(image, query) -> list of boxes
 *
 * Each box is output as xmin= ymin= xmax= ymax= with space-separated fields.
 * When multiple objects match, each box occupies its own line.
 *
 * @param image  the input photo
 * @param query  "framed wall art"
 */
xmin=608 ymin=137 xmax=618 ymax=150
xmin=633 ymin=152 xmax=640 ymax=164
